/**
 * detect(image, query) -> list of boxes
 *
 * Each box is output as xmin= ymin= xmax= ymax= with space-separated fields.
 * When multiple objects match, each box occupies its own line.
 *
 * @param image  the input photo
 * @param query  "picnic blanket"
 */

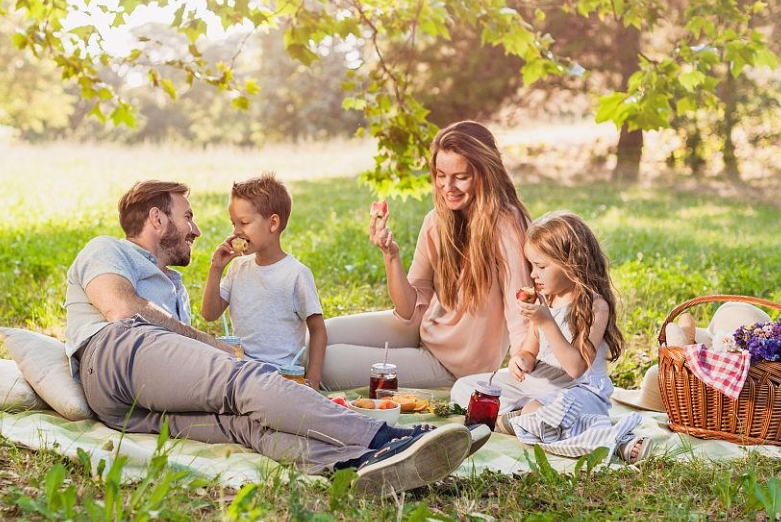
xmin=2 ymin=388 xmax=781 ymax=487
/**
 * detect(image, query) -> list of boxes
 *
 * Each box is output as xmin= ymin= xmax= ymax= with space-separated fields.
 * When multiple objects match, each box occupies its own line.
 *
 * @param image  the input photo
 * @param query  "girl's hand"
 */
xmin=508 ymin=353 xmax=535 ymax=381
xmin=210 ymin=235 xmax=242 ymax=270
xmin=369 ymin=213 xmax=399 ymax=258
xmin=517 ymin=293 xmax=554 ymax=325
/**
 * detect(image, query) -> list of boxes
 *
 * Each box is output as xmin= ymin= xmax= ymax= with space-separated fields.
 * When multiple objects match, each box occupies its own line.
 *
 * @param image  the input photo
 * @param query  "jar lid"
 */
xmin=217 ymin=335 xmax=241 ymax=345
xmin=280 ymin=364 xmax=305 ymax=376
xmin=474 ymin=380 xmax=502 ymax=397
xmin=371 ymin=362 xmax=397 ymax=374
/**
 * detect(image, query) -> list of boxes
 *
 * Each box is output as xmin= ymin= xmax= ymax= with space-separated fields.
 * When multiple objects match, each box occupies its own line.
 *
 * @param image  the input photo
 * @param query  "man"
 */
xmin=64 ymin=180 xmax=481 ymax=496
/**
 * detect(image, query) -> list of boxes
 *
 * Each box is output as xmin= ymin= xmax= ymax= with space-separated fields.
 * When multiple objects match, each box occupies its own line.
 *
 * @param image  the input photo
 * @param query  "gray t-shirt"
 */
xmin=220 ymin=253 xmax=322 ymax=366
xmin=64 ymin=236 xmax=190 ymax=376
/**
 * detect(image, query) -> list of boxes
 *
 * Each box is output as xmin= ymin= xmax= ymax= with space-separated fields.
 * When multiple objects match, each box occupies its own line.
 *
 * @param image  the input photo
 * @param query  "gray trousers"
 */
xmin=79 ymin=316 xmax=380 ymax=474
xmin=321 ymin=310 xmax=456 ymax=390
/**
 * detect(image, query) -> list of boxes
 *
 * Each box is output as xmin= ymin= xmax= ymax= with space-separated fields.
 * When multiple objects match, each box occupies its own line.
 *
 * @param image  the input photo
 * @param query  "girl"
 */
xmin=320 ymin=121 xmax=534 ymax=390
xmin=451 ymin=211 xmax=652 ymax=464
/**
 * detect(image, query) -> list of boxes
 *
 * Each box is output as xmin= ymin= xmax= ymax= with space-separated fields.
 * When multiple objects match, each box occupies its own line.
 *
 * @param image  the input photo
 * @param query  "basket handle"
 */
xmin=657 ymin=294 xmax=781 ymax=346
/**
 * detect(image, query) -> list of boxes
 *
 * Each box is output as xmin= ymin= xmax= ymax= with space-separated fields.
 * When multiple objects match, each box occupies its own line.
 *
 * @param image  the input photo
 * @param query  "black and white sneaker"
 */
xmin=354 ymin=423 xmax=470 ymax=497
xmin=466 ymin=424 xmax=492 ymax=457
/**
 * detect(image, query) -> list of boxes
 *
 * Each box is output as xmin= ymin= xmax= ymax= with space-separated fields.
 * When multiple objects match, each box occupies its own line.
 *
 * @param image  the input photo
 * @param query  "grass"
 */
xmin=2 ymin=140 xmax=781 ymax=520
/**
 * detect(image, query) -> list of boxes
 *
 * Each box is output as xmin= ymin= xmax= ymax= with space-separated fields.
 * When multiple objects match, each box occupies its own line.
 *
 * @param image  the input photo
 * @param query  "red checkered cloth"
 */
xmin=683 ymin=344 xmax=750 ymax=400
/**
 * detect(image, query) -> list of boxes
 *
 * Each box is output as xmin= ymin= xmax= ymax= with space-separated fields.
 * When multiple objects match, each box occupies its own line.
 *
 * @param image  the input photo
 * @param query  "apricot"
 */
xmin=377 ymin=399 xmax=397 ymax=410
xmin=352 ymin=398 xmax=376 ymax=409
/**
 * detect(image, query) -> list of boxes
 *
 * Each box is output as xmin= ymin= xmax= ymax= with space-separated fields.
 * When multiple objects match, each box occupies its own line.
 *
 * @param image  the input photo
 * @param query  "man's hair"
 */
xmin=231 ymin=172 xmax=292 ymax=231
xmin=118 ymin=180 xmax=190 ymax=238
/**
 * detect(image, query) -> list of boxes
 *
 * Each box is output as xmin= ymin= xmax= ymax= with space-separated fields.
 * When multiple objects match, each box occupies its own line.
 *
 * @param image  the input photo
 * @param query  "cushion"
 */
xmin=0 ymin=328 xmax=94 ymax=421
xmin=0 ymin=358 xmax=47 ymax=412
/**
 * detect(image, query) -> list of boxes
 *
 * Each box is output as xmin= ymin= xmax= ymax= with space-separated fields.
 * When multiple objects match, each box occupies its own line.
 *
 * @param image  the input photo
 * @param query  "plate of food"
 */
xmin=377 ymin=388 xmax=434 ymax=413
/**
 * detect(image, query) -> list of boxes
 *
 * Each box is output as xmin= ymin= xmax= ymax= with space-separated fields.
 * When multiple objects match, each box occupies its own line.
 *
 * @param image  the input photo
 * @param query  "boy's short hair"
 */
xmin=231 ymin=172 xmax=292 ymax=231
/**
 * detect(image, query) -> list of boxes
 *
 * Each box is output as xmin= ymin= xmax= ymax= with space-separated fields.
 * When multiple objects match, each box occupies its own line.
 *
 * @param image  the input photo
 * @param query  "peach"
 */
xmin=377 ymin=399 xmax=397 ymax=410
xmin=352 ymin=398 xmax=376 ymax=409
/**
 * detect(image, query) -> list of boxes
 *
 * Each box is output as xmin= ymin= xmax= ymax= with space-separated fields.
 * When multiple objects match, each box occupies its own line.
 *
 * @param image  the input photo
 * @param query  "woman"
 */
xmin=321 ymin=121 xmax=533 ymax=389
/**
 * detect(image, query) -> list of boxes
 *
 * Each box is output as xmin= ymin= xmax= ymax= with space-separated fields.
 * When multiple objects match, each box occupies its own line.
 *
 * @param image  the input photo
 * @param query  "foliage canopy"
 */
xmin=5 ymin=0 xmax=778 ymax=195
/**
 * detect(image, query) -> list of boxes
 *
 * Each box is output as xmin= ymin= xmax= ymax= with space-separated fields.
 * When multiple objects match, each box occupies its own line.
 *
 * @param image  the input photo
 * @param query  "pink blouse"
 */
xmin=395 ymin=209 xmax=532 ymax=378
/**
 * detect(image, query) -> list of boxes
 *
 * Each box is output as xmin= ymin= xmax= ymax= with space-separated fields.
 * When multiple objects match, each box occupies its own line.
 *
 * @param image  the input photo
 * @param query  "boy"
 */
xmin=202 ymin=173 xmax=326 ymax=389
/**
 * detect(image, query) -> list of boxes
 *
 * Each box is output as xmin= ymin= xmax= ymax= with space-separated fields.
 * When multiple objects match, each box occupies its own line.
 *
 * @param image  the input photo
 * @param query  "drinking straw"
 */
xmin=221 ymin=314 xmax=230 ymax=337
xmin=383 ymin=341 xmax=389 ymax=365
xmin=488 ymin=370 xmax=497 ymax=386
xmin=290 ymin=345 xmax=307 ymax=366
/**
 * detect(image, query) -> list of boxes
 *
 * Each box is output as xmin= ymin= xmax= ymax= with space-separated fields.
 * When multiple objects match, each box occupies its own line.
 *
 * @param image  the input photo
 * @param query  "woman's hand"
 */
xmin=369 ymin=213 xmax=399 ymax=258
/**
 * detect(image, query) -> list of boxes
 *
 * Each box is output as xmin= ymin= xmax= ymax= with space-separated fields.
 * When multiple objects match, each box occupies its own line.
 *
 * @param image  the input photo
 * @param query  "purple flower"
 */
xmin=733 ymin=319 xmax=781 ymax=364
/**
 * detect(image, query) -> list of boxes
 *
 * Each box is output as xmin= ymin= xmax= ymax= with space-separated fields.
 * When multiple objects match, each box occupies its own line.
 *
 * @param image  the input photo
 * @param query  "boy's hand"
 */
xmin=210 ymin=235 xmax=243 ymax=270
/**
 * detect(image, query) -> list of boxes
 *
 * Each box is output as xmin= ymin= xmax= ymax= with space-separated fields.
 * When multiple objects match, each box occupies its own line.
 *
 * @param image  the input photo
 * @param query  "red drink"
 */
xmin=369 ymin=362 xmax=398 ymax=399
xmin=465 ymin=381 xmax=502 ymax=430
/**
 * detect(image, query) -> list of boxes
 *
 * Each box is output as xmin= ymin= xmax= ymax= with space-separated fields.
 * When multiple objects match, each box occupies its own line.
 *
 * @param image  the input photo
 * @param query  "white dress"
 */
xmin=451 ymin=303 xmax=641 ymax=458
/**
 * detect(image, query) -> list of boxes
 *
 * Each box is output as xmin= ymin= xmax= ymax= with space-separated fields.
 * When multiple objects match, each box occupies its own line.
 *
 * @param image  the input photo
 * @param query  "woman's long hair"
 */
xmin=525 ymin=211 xmax=624 ymax=364
xmin=430 ymin=121 xmax=531 ymax=313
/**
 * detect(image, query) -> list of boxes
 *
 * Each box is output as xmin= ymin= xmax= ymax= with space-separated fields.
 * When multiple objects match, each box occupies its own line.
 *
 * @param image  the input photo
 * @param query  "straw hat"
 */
xmin=612 ymin=364 xmax=666 ymax=413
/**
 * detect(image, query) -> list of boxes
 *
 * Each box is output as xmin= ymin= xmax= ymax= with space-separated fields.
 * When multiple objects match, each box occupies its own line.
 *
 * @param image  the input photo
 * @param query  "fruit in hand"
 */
xmin=330 ymin=397 xmax=348 ymax=407
xmin=370 ymin=200 xmax=388 ymax=218
xmin=516 ymin=286 xmax=537 ymax=303
xmin=231 ymin=237 xmax=249 ymax=254
xmin=352 ymin=398 xmax=376 ymax=409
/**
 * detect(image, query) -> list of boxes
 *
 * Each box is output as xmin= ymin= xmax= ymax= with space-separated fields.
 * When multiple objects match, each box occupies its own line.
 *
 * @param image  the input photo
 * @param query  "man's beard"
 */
xmin=160 ymin=221 xmax=193 ymax=267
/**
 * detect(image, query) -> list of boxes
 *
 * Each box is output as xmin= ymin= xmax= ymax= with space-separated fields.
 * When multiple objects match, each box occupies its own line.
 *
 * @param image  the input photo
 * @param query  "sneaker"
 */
xmin=354 ymin=423 xmax=470 ymax=497
xmin=466 ymin=424 xmax=492 ymax=457
xmin=495 ymin=409 xmax=524 ymax=435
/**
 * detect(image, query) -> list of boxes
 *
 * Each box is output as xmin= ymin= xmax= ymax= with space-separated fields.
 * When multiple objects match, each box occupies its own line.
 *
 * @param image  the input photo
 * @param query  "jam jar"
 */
xmin=465 ymin=381 xmax=502 ymax=430
xmin=369 ymin=362 xmax=398 ymax=399
xmin=217 ymin=335 xmax=244 ymax=360
xmin=279 ymin=364 xmax=307 ymax=385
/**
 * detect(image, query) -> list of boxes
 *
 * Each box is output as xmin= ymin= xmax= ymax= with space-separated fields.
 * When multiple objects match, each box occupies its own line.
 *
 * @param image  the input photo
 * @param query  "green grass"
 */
xmin=2 ymin=142 xmax=781 ymax=520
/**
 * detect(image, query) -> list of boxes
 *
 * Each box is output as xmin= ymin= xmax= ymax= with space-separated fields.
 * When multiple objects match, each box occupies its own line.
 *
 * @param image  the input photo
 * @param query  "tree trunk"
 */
xmin=612 ymin=24 xmax=643 ymax=182
xmin=721 ymin=66 xmax=740 ymax=180
xmin=614 ymin=126 xmax=643 ymax=182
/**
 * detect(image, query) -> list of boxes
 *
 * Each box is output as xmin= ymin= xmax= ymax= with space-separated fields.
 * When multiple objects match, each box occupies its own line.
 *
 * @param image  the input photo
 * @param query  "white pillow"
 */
xmin=0 ymin=328 xmax=94 ymax=421
xmin=0 ymin=358 xmax=47 ymax=412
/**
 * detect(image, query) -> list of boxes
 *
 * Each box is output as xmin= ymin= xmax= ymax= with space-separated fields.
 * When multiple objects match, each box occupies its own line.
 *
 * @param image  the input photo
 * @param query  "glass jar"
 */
xmin=465 ymin=381 xmax=502 ymax=431
xmin=369 ymin=362 xmax=398 ymax=399
xmin=279 ymin=364 xmax=307 ymax=385
xmin=217 ymin=335 xmax=244 ymax=360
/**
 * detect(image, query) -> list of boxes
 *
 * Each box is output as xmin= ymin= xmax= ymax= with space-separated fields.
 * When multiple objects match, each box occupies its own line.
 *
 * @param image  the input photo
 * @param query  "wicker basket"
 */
xmin=657 ymin=295 xmax=781 ymax=445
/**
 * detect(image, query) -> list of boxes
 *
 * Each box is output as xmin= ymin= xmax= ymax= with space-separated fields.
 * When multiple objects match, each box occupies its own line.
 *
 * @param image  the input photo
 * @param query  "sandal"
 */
xmin=618 ymin=436 xmax=654 ymax=464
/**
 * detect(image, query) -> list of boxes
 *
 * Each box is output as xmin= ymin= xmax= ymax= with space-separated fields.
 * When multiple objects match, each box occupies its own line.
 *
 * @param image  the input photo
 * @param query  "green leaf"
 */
xmin=678 ymin=71 xmax=706 ymax=92
xmin=232 ymin=96 xmax=250 ymax=110
xmin=595 ymin=92 xmax=631 ymax=126
xmin=110 ymin=103 xmax=136 ymax=128
xmin=161 ymin=78 xmax=177 ymax=100
xmin=751 ymin=47 xmax=779 ymax=69
xmin=87 ymin=103 xmax=106 ymax=124
xmin=11 ymin=32 xmax=27 ymax=49
xmin=244 ymin=78 xmax=260 ymax=96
